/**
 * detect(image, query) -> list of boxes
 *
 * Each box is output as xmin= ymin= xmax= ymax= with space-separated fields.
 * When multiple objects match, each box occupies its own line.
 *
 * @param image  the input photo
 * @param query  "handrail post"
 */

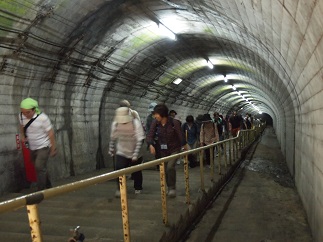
xmin=199 ymin=150 xmax=205 ymax=192
xmin=244 ymin=132 xmax=246 ymax=147
xmin=119 ymin=175 xmax=130 ymax=242
xmin=210 ymin=146 xmax=214 ymax=180
xmin=232 ymin=139 xmax=237 ymax=163
xmin=183 ymin=154 xmax=190 ymax=204
xmin=223 ymin=142 xmax=227 ymax=168
xmin=217 ymin=144 xmax=221 ymax=175
xmin=236 ymin=139 xmax=239 ymax=160
xmin=239 ymin=135 xmax=242 ymax=150
xmin=241 ymin=131 xmax=247 ymax=147
xmin=247 ymin=131 xmax=250 ymax=145
xmin=229 ymin=139 xmax=232 ymax=165
xmin=27 ymin=204 xmax=43 ymax=242
xmin=159 ymin=163 xmax=168 ymax=225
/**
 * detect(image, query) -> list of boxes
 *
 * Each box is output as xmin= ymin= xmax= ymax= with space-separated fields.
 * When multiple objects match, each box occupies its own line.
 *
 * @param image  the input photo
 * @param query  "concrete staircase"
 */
xmin=0 ymin=164 xmax=226 ymax=242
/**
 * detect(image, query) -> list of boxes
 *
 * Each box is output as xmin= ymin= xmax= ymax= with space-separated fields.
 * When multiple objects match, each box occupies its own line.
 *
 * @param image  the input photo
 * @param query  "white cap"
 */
xmin=148 ymin=102 xmax=157 ymax=112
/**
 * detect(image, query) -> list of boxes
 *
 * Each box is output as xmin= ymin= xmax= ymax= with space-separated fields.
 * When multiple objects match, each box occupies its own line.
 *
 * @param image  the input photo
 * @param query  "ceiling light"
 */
xmin=158 ymin=23 xmax=176 ymax=40
xmin=224 ymin=75 xmax=228 ymax=82
xmin=173 ymin=78 xmax=182 ymax=85
xmin=206 ymin=60 xmax=213 ymax=69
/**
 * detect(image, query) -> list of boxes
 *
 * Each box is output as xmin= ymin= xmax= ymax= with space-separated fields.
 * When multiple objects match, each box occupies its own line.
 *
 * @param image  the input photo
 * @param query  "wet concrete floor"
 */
xmin=186 ymin=127 xmax=313 ymax=242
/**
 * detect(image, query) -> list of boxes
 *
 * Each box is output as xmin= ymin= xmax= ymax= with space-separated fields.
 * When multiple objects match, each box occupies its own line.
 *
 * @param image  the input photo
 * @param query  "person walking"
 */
xmin=200 ymin=113 xmax=219 ymax=167
xmin=182 ymin=115 xmax=199 ymax=168
xmin=229 ymin=111 xmax=246 ymax=137
xmin=109 ymin=107 xmax=145 ymax=197
xmin=145 ymin=102 xmax=158 ymax=136
xmin=146 ymin=104 xmax=187 ymax=198
xmin=214 ymin=112 xmax=224 ymax=155
xmin=19 ymin=98 xmax=57 ymax=191
xmin=145 ymin=102 xmax=160 ymax=170
xmin=119 ymin=99 xmax=141 ymax=121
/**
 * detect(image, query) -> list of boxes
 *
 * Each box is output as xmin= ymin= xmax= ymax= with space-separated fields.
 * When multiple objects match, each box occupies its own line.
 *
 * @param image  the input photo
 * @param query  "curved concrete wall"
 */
xmin=0 ymin=0 xmax=322 ymax=240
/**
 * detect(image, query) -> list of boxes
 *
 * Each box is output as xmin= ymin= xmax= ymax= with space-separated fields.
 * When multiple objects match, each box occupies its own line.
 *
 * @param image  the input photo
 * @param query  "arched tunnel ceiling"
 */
xmin=0 ymin=0 xmax=300 ymax=121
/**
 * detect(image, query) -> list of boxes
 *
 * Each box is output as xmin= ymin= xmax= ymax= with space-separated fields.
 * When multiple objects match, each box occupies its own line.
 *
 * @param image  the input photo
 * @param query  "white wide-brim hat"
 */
xmin=115 ymin=107 xmax=133 ymax=124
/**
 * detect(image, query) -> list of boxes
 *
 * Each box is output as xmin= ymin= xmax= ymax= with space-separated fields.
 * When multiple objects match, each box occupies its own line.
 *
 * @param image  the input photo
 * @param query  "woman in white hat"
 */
xmin=109 ymin=107 xmax=145 ymax=197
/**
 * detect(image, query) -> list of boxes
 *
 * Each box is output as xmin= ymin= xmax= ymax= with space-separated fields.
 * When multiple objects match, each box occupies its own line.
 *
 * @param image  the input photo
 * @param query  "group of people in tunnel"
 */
xmin=18 ymin=97 xmax=255 ymax=198
xmin=108 ymin=100 xmax=255 ymax=198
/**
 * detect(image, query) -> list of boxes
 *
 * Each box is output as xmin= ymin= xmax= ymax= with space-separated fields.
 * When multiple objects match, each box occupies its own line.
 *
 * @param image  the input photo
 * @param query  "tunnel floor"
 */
xmin=186 ymin=127 xmax=313 ymax=242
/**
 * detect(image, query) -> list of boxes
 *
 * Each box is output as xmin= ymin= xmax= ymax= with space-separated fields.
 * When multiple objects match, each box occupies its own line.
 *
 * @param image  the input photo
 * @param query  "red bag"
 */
xmin=22 ymin=141 xmax=37 ymax=182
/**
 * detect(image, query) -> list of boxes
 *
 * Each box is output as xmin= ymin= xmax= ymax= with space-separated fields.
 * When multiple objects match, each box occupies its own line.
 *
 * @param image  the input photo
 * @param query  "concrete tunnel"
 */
xmin=0 ymin=0 xmax=321 ymax=240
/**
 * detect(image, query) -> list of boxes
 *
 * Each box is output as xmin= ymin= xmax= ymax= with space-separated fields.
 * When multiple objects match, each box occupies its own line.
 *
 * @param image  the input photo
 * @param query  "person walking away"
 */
xmin=19 ymin=98 xmax=57 ymax=191
xmin=109 ymin=107 xmax=145 ymax=197
xmin=245 ymin=113 xmax=253 ymax=129
xmin=145 ymin=102 xmax=160 ymax=170
xmin=169 ymin=110 xmax=179 ymax=133
xmin=145 ymin=102 xmax=158 ymax=136
xmin=229 ymin=111 xmax=246 ymax=137
xmin=200 ymin=113 xmax=219 ymax=167
xmin=146 ymin=104 xmax=188 ymax=198
xmin=214 ymin=112 xmax=224 ymax=155
xmin=169 ymin=109 xmax=177 ymax=119
xmin=182 ymin=115 xmax=199 ymax=168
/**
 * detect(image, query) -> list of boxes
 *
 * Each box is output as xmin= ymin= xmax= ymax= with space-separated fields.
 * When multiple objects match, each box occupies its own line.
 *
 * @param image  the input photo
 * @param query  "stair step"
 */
xmin=0 ymin=166 xmax=224 ymax=241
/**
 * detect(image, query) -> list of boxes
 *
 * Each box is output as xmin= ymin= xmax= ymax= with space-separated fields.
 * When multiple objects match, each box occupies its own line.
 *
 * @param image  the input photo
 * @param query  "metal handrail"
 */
xmin=0 ymin=123 xmax=265 ymax=242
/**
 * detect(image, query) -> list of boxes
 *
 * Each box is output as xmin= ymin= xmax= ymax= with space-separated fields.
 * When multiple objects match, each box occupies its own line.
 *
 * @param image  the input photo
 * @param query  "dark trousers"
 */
xmin=203 ymin=145 xmax=214 ymax=166
xmin=115 ymin=155 xmax=143 ymax=190
xmin=216 ymin=134 xmax=224 ymax=153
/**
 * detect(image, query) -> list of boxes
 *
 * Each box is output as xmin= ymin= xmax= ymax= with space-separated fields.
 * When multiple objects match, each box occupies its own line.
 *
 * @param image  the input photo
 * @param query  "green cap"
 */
xmin=20 ymin=98 xmax=41 ymax=114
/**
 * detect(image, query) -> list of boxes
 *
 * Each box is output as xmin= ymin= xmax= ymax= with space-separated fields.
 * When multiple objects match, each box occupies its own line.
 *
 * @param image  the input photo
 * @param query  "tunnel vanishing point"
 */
xmin=0 ymin=0 xmax=322 ymax=241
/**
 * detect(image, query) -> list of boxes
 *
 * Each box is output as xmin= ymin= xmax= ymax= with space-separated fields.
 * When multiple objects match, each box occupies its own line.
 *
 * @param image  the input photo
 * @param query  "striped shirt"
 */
xmin=109 ymin=119 xmax=145 ymax=159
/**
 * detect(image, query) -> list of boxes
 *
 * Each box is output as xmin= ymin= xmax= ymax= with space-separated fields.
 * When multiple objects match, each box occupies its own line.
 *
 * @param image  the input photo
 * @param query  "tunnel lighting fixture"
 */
xmin=231 ymin=85 xmax=236 ymax=90
xmin=158 ymin=23 xmax=176 ymax=40
xmin=224 ymin=75 xmax=228 ymax=82
xmin=173 ymin=78 xmax=182 ymax=85
xmin=206 ymin=60 xmax=214 ymax=69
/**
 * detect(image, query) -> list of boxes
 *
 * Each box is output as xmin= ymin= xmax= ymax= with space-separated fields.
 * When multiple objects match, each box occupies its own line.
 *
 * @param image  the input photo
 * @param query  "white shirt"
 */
xmin=19 ymin=112 xmax=52 ymax=150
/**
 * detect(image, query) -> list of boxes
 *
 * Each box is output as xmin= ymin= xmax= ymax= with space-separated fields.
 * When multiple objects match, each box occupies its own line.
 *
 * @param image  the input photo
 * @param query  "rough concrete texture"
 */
xmin=0 ymin=0 xmax=323 ymax=240
xmin=186 ymin=127 xmax=312 ymax=242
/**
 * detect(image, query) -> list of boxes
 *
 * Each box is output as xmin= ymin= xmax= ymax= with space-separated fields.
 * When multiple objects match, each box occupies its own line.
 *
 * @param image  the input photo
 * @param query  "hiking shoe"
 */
xmin=115 ymin=190 xmax=120 ymax=198
xmin=168 ymin=189 xmax=176 ymax=198
xmin=135 ymin=190 xmax=142 ymax=194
